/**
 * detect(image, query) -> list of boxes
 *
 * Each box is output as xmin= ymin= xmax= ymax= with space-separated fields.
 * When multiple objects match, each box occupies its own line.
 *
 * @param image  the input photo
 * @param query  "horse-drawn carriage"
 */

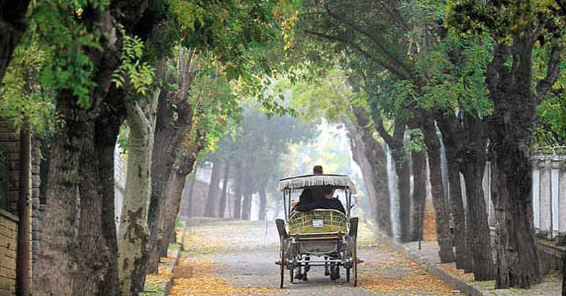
xmin=275 ymin=174 xmax=360 ymax=288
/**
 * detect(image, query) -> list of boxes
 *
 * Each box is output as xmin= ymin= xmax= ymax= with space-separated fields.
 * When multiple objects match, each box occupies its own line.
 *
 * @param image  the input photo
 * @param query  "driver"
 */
xmin=294 ymin=187 xmax=345 ymax=214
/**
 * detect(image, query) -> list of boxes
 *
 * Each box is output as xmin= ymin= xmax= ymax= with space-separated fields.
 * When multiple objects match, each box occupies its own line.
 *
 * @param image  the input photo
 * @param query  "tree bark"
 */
xmin=373 ymin=112 xmax=410 ymax=241
xmin=258 ymin=185 xmax=267 ymax=220
xmin=118 ymin=90 xmax=160 ymax=296
xmin=95 ymin=90 xmax=125 ymax=296
xmin=205 ymin=160 xmax=223 ymax=217
xmin=420 ymin=110 xmax=454 ymax=263
xmin=410 ymin=149 xmax=426 ymax=242
xmin=436 ymin=115 xmax=471 ymax=271
xmin=218 ymin=161 xmax=230 ymax=218
xmin=146 ymin=50 xmax=198 ymax=274
xmin=485 ymin=35 xmax=561 ymax=288
xmin=349 ymin=107 xmax=391 ymax=235
xmin=461 ymin=113 xmax=495 ymax=280
xmin=0 ymin=0 xmax=31 ymax=85
xmin=34 ymin=93 xmax=91 ymax=295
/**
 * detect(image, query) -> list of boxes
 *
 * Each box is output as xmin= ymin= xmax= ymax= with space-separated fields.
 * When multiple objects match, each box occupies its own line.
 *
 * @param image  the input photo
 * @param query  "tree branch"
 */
xmin=486 ymin=43 xmax=508 ymax=95
xmin=322 ymin=3 xmax=418 ymax=83
xmin=303 ymin=29 xmax=411 ymax=81
xmin=536 ymin=42 xmax=562 ymax=102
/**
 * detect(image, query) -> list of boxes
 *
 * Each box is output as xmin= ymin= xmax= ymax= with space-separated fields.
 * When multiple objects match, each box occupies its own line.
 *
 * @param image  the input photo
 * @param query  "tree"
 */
xmin=448 ymin=0 xmax=564 ymax=288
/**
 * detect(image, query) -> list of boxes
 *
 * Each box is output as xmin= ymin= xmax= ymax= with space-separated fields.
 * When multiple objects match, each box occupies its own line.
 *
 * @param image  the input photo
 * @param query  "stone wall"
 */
xmin=0 ymin=210 xmax=18 ymax=295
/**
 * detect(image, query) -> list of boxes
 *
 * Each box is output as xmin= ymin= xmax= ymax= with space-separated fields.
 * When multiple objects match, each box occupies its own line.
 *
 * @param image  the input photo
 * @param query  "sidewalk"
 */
xmin=374 ymin=230 xmax=562 ymax=296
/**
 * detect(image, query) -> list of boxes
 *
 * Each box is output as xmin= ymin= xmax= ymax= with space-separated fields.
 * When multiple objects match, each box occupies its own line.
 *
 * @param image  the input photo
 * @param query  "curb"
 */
xmin=371 ymin=227 xmax=486 ymax=296
xmin=163 ymin=221 xmax=189 ymax=296
xmin=162 ymin=245 xmax=183 ymax=296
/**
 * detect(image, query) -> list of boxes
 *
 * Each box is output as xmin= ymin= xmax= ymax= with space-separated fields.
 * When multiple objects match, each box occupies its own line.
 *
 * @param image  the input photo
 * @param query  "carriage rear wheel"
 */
xmin=352 ymin=239 xmax=358 ymax=287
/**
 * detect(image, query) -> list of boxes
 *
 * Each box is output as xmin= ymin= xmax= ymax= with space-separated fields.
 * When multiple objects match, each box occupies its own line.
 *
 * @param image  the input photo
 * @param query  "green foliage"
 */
xmin=282 ymin=67 xmax=355 ymax=124
xmin=32 ymin=0 xmax=106 ymax=108
xmin=112 ymin=32 xmax=155 ymax=96
xmin=0 ymin=30 xmax=55 ymax=132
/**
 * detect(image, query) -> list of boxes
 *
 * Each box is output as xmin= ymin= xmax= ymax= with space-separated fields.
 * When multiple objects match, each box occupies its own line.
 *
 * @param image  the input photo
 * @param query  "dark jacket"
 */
xmin=295 ymin=197 xmax=346 ymax=214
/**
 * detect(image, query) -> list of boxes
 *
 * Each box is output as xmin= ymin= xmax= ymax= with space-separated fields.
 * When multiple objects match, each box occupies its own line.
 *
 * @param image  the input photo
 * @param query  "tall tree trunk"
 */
xmin=146 ymin=49 xmax=198 ymax=274
xmin=96 ymin=91 xmax=125 ymax=296
xmin=241 ymin=183 xmax=253 ymax=220
xmin=218 ymin=161 xmax=230 ymax=218
xmin=186 ymin=165 xmax=198 ymax=218
xmin=420 ymin=111 xmax=454 ymax=263
xmin=461 ymin=114 xmax=494 ymax=280
xmin=159 ymin=171 xmax=190 ymax=257
xmin=232 ymin=163 xmax=243 ymax=219
xmin=258 ymin=185 xmax=267 ymax=220
xmin=485 ymin=36 xmax=561 ymax=288
xmin=34 ymin=94 xmax=92 ymax=295
xmin=393 ymin=147 xmax=411 ymax=242
xmin=348 ymin=108 xmax=391 ymax=235
xmin=410 ymin=150 xmax=426 ymax=242
xmin=373 ymin=113 xmax=410 ymax=241
xmin=436 ymin=116 xmax=471 ymax=271
xmin=204 ymin=160 xmax=223 ymax=217
xmin=118 ymin=90 xmax=160 ymax=296
xmin=0 ymin=0 xmax=31 ymax=85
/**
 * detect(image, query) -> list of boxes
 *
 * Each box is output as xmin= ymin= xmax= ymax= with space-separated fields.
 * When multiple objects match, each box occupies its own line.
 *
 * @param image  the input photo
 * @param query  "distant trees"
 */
xmin=195 ymin=108 xmax=315 ymax=220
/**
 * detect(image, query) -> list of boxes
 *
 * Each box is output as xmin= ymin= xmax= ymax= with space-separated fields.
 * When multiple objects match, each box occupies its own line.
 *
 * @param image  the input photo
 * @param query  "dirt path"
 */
xmin=169 ymin=219 xmax=459 ymax=296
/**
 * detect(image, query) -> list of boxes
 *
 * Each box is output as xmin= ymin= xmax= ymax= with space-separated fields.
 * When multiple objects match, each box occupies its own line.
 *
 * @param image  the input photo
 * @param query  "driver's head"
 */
xmin=313 ymin=165 xmax=323 ymax=175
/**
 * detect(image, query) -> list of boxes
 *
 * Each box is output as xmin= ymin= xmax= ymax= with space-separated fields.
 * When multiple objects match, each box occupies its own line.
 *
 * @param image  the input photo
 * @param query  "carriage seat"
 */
xmin=288 ymin=209 xmax=349 ymax=236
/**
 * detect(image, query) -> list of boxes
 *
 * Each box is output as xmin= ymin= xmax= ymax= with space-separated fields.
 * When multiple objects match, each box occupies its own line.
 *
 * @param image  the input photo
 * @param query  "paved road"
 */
xmin=170 ymin=219 xmax=458 ymax=296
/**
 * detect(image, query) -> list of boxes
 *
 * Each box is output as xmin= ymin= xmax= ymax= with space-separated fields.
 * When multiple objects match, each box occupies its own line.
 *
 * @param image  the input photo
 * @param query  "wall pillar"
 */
xmin=538 ymin=157 xmax=552 ymax=239
xmin=557 ymin=157 xmax=566 ymax=245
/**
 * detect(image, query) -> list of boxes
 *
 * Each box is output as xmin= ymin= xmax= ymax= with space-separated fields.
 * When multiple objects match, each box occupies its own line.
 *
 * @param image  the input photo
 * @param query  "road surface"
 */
xmin=169 ymin=219 xmax=458 ymax=296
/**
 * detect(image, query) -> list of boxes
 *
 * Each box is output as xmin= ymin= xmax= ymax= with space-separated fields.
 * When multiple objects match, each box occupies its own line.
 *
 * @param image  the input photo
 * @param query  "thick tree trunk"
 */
xmin=160 ymin=169 xmax=193 ymax=257
xmin=410 ymin=150 xmax=426 ymax=242
xmin=436 ymin=116 xmax=471 ymax=271
xmin=348 ymin=108 xmax=391 ymax=235
xmin=486 ymin=36 xmax=552 ymax=288
xmin=75 ymin=119 xmax=112 ymax=295
xmin=218 ymin=162 xmax=230 ymax=218
xmin=205 ymin=160 xmax=223 ymax=217
xmin=0 ymin=0 xmax=31 ymax=85
xmin=421 ymin=111 xmax=454 ymax=263
xmin=118 ymin=91 xmax=159 ymax=296
xmin=146 ymin=51 xmax=198 ymax=274
xmin=461 ymin=114 xmax=494 ymax=280
xmin=34 ymin=94 xmax=91 ymax=295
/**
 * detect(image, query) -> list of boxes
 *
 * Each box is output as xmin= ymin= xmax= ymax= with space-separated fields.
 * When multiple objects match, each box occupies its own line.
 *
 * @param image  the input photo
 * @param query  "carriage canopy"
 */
xmin=277 ymin=174 xmax=356 ymax=194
